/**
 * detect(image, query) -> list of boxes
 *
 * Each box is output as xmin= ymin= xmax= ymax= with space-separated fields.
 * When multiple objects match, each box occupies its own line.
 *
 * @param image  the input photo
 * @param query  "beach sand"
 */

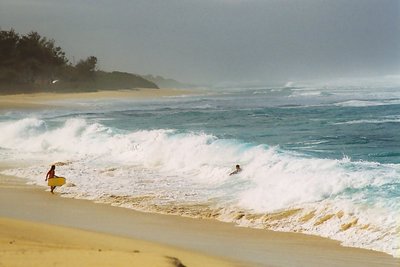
xmin=0 ymin=217 xmax=234 ymax=267
xmin=0 ymin=174 xmax=399 ymax=267
xmin=0 ymin=174 xmax=235 ymax=267
xmin=0 ymin=88 xmax=195 ymax=112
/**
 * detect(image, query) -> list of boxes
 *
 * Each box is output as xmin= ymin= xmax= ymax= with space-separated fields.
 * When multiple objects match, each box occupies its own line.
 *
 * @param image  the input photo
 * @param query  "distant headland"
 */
xmin=0 ymin=29 xmax=181 ymax=94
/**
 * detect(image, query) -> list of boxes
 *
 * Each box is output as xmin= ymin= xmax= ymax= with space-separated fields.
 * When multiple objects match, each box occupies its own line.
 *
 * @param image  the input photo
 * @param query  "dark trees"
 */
xmin=0 ymin=29 xmax=68 ymax=85
xmin=0 ymin=29 xmax=157 ymax=93
xmin=0 ymin=29 xmax=98 ymax=86
xmin=74 ymin=56 xmax=98 ymax=81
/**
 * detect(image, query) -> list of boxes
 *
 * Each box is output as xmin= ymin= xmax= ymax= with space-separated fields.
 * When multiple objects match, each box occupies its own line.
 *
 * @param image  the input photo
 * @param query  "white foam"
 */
xmin=334 ymin=115 xmax=400 ymax=125
xmin=290 ymin=90 xmax=324 ymax=97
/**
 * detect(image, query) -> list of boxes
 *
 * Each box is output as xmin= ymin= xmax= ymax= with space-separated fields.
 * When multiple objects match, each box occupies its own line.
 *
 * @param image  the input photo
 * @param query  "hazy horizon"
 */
xmin=1 ymin=0 xmax=399 ymax=85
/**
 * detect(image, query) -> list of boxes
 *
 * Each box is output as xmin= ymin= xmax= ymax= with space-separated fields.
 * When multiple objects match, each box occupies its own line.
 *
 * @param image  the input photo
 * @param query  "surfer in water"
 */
xmin=45 ymin=165 xmax=58 ymax=193
xmin=229 ymin=164 xmax=242 ymax=176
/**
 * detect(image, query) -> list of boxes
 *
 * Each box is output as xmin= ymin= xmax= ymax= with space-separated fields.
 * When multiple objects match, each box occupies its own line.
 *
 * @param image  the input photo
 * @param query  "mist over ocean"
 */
xmin=1 ymin=78 xmax=400 ymax=256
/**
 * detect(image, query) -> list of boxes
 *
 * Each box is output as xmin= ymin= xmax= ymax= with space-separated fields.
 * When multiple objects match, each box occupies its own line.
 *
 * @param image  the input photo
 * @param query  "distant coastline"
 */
xmin=0 ymin=70 xmax=160 ymax=95
xmin=0 ymin=29 xmax=168 ymax=95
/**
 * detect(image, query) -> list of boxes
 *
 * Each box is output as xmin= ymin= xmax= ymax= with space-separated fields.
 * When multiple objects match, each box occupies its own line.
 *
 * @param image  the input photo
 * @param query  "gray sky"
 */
xmin=0 ymin=0 xmax=399 ymax=84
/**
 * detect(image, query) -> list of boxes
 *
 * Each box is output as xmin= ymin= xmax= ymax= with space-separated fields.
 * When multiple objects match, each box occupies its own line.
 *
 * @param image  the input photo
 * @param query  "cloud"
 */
xmin=0 ymin=0 xmax=399 ymax=83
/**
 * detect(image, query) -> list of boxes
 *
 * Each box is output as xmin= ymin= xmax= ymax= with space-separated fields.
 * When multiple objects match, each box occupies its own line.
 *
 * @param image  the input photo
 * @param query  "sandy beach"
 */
xmin=0 ymin=174 xmax=235 ymax=267
xmin=0 ymin=88 xmax=196 ymax=112
xmin=0 ymin=217 xmax=234 ymax=267
xmin=0 ymin=173 xmax=399 ymax=267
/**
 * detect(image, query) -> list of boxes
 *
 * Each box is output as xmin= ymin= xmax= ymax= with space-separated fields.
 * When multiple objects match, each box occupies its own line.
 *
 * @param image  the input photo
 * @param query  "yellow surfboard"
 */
xmin=47 ymin=177 xmax=66 ymax=186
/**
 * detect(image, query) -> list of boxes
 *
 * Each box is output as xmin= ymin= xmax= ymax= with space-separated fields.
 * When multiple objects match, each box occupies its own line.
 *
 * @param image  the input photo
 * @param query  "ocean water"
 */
xmin=1 ymin=79 xmax=400 ymax=256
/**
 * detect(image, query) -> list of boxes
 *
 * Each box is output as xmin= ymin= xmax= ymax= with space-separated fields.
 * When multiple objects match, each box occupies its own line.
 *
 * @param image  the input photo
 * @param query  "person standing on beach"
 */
xmin=45 ymin=165 xmax=58 ymax=193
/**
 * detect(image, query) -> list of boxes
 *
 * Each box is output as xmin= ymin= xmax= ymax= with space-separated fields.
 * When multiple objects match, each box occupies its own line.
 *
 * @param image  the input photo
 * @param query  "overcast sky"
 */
xmin=0 ymin=0 xmax=399 ymax=84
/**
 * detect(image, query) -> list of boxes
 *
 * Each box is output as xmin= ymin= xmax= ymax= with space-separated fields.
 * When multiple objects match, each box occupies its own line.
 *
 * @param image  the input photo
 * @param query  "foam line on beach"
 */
xmin=0 ymin=184 xmax=399 ymax=267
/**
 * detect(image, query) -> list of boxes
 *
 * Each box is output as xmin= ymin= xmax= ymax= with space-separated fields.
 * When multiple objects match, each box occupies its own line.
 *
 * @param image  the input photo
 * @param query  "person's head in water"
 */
xmin=230 ymin=164 xmax=242 ymax=175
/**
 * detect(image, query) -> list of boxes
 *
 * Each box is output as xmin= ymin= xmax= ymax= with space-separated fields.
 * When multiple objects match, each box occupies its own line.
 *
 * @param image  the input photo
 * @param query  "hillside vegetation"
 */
xmin=0 ymin=29 xmax=158 ymax=94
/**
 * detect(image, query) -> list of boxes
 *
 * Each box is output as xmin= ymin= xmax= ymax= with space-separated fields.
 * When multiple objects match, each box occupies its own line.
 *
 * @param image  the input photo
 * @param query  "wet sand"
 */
xmin=0 ymin=174 xmax=398 ymax=267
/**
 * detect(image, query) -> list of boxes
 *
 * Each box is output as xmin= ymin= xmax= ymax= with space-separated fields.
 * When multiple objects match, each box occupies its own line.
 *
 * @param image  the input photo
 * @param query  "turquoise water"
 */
xmin=1 ymin=80 xmax=400 ymax=255
xmin=99 ymin=87 xmax=400 ymax=164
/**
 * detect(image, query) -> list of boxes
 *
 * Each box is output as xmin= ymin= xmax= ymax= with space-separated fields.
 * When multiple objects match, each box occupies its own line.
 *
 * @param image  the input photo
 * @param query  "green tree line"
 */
xmin=0 ymin=29 xmax=157 ymax=93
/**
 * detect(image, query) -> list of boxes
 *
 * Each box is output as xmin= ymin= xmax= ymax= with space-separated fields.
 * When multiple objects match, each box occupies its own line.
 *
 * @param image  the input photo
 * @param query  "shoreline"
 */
xmin=0 ymin=175 xmax=236 ymax=267
xmin=4 ymin=160 xmax=398 ymax=259
xmin=0 ymin=88 xmax=197 ymax=112
xmin=0 ymin=174 xmax=399 ymax=267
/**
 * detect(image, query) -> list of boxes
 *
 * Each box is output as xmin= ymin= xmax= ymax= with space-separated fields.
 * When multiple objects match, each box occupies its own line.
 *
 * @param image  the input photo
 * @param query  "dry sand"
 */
xmin=0 ymin=88 xmax=196 ymax=111
xmin=0 ymin=217 xmax=233 ymax=267
xmin=0 ymin=174 xmax=399 ymax=267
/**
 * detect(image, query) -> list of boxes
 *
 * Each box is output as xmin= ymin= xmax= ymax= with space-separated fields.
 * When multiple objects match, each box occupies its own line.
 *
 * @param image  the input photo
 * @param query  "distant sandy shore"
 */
xmin=0 ymin=88 xmax=196 ymax=111
xmin=0 ymin=172 xmax=398 ymax=267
